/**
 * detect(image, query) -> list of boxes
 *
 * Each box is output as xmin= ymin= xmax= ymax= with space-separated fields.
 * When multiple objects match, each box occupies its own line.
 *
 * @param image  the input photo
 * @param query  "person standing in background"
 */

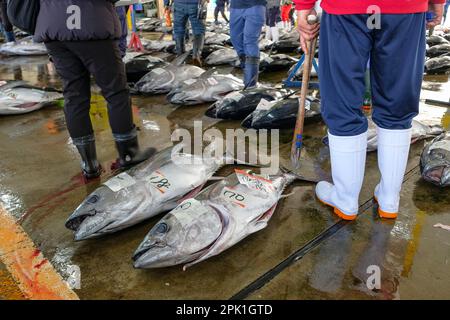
xmin=230 ymin=0 xmax=267 ymax=88
xmin=215 ymin=0 xmax=229 ymax=24
xmin=172 ymin=0 xmax=207 ymax=65
xmin=33 ymin=0 xmax=156 ymax=179
xmin=0 ymin=0 xmax=16 ymax=43
xmin=281 ymin=0 xmax=293 ymax=30
xmin=116 ymin=5 xmax=128 ymax=58
xmin=265 ymin=0 xmax=280 ymax=42
xmin=294 ymin=0 xmax=444 ymax=221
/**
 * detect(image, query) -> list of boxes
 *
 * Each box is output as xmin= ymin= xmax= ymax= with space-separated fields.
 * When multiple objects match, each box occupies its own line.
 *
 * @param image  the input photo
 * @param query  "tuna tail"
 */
xmin=279 ymin=165 xmax=323 ymax=183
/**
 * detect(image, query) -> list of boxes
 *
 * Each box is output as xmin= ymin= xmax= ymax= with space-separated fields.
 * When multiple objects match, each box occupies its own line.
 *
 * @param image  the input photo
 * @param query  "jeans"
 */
xmin=173 ymin=2 xmax=205 ymax=39
xmin=230 ymin=5 xmax=266 ymax=58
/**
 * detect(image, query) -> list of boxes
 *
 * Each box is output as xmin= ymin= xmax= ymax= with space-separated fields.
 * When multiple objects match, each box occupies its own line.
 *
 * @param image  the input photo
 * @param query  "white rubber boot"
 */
xmin=374 ymin=126 xmax=412 ymax=219
xmin=265 ymin=26 xmax=272 ymax=41
xmin=270 ymin=26 xmax=279 ymax=43
xmin=316 ymin=131 xmax=368 ymax=221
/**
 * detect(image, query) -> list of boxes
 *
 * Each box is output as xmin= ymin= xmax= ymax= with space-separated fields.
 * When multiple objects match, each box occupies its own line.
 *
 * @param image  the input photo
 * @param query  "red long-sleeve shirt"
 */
xmin=293 ymin=0 xmax=446 ymax=14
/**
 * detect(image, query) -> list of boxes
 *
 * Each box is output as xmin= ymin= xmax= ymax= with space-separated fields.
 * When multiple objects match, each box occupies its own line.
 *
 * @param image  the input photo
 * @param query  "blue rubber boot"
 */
xmin=244 ymin=56 xmax=259 ymax=88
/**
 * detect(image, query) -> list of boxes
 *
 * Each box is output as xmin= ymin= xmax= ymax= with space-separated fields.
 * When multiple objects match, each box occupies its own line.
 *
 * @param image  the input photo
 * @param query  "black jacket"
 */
xmin=34 ymin=0 xmax=121 ymax=42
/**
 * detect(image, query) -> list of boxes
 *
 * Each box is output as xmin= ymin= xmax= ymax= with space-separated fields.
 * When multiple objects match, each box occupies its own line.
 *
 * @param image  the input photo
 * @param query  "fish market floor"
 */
xmin=0 ymin=52 xmax=449 ymax=300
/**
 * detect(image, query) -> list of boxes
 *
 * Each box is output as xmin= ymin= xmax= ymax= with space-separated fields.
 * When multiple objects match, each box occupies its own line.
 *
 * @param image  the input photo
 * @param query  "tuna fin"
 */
xmin=199 ymin=68 xmax=217 ymax=79
xmin=171 ymin=52 xmax=190 ymax=66
xmin=279 ymin=165 xmax=323 ymax=183
xmin=177 ymin=183 xmax=206 ymax=204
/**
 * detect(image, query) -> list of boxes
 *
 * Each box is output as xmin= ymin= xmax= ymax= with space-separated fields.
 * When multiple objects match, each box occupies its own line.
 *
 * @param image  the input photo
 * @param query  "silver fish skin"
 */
xmin=420 ymin=132 xmax=450 ymax=187
xmin=167 ymin=72 xmax=244 ymax=105
xmin=205 ymin=48 xmax=239 ymax=66
xmin=205 ymin=32 xmax=230 ymax=45
xmin=133 ymin=170 xmax=298 ymax=269
xmin=135 ymin=64 xmax=205 ymax=94
xmin=0 ymin=37 xmax=47 ymax=56
xmin=66 ymin=143 xmax=226 ymax=241
xmin=0 ymin=81 xmax=63 ymax=115
xmin=367 ymin=118 xmax=444 ymax=152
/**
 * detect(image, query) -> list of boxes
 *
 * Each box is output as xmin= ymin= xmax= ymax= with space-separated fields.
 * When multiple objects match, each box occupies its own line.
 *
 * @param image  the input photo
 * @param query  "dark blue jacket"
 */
xmin=230 ymin=0 xmax=266 ymax=8
xmin=34 ymin=0 xmax=121 ymax=42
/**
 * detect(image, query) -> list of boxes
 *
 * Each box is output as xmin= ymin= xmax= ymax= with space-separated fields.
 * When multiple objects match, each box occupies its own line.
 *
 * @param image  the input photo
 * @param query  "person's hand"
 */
xmin=427 ymin=3 xmax=444 ymax=29
xmin=297 ymin=9 xmax=320 ymax=53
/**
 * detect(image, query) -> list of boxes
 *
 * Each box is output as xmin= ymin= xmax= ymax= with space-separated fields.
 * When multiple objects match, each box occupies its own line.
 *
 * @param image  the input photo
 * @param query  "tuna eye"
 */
xmin=87 ymin=195 xmax=99 ymax=204
xmin=156 ymin=223 xmax=168 ymax=233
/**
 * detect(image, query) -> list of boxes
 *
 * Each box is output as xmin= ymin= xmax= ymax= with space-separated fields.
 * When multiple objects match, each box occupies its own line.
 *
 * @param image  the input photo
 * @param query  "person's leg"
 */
xmin=188 ymin=3 xmax=206 ymax=63
xmin=45 ymin=41 xmax=100 ymax=178
xmin=0 ymin=2 xmax=14 ymax=42
xmin=243 ymin=5 xmax=265 ymax=88
xmin=68 ymin=40 xmax=155 ymax=168
xmin=214 ymin=6 xmax=220 ymax=23
xmin=270 ymin=7 xmax=280 ymax=42
xmin=173 ymin=2 xmax=189 ymax=55
xmin=315 ymin=12 xmax=372 ymax=220
xmin=371 ymin=13 xmax=426 ymax=219
xmin=220 ymin=7 xmax=229 ymax=23
xmin=230 ymin=7 xmax=246 ymax=68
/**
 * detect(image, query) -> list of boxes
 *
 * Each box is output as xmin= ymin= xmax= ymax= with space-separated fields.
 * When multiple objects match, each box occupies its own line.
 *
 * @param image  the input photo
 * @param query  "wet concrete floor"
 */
xmin=0 ymin=36 xmax=449 ymax=299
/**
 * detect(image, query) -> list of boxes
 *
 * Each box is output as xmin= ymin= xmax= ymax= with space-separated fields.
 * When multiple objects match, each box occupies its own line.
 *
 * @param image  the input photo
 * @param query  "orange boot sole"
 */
xmin=317 ymin=198 xmax=357 ymax=221
xmin=373 ymin=196 xmax=398 ymax=219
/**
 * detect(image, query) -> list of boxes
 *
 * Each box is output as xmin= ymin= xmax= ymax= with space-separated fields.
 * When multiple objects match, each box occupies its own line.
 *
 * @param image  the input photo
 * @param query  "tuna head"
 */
xmin=66 ymin=183 xmax=152 ymax=241
xmin=420 ymin=132 xmax=450 ymax=187
xmin=133 ymin=199 xmax=222 ymax=269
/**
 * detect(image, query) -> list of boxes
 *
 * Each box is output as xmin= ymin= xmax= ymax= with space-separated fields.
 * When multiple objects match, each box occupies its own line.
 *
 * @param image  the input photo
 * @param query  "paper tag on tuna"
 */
xmin=228 ymin=92 xmax=244 ymax=102
xmin=305 ymin=99 xmax=311 ymax=111
xmin=235 ymin=169 xmax=274 ymax=193
xmin=147 ymin=170 xmax=171 ymax=194
xmin=152 ymin=68 xmax=165 ymax=75
xmin=207 ymin=77 xmax=219 ymax=86
xmin=429 ymin=140 xmax=450 ymax=152
xmin=183 ymin=79 xmax=197 ymax=86
xmin=255 ymin=98 xmax=274 ymax=111
xmin=104 ymin=172 xmax=136 ymax=192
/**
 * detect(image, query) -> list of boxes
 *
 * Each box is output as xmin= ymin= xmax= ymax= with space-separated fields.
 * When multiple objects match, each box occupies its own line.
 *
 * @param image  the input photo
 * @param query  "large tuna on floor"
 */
xmin=205 ymin=32 xmax=230 ymax=45
xmin=205 ymin=87 xmax=289 ymax=120
xmin=425 ymin=56 xmax=450 ymax=74
xmin=0 ymin=81 xmax=63 ymax=115
xmin=426 ymin=43 xmax=450 ymax=58
xmin=260 ymin=54 xmax=299 ymax=72
xmin=241 ymin=96 xmax=322 ymax=129
xmin=205 ymin=47 xmax=239 ymax=66
xmin=167 ymin=70 xmax=244 ymax=105
xmin=134 ymin=53 xmax=205 ymax=94
xmin=426 ymin=35 xmax=449 ymax=47
xmin=66 ymin=142 xmax=231 ymax=240
xmin=420 ymin=132 xmax=450 ymax=187
xmin=125 ymin=54 xmax=168 ymax=83
xmin=133 ymin=169 xmax=304 ymax=269
xmin=0 ymin=36 xmax=47 ymax=56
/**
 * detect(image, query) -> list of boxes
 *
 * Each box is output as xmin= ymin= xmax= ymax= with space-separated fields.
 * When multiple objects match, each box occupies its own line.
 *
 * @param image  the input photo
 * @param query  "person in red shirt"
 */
xmin=293 ymin=0 xmax=444 ymax=221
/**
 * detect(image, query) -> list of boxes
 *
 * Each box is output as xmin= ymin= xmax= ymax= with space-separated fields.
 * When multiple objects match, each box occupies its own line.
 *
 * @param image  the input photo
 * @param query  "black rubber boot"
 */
xmin=239 ymin=55 xmax=246 ymax=69
xmin=114 ymin=128 xmax=156 ymax=169
xmin=175 ymin=36 xmax=186 ymax=56
xmin=73 ymin=135 xmax=101 ymax=179
xmin=192 ymin=34 xmax=205 ymax=66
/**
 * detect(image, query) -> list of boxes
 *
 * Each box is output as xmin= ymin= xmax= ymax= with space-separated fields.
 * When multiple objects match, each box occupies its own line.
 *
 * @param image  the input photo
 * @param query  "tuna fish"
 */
xmin=167 ymin=70 xmax=244 ymax=105
xmin=205 ymin=32 xmax=230 ymax=45
xmin=260 ymin=54 xmax=299 ymax=72
xmin=205 ymin=47 xmax=239 ymax=66
xmin=420 ymin=132 xmax=450 ymax=187
xmin=133 ymin=169 xmax=306 ymax=269
xmin=205 ymin=87 xmax=290 ymax=120
xmin=426 ymin=43 xmax=450 ymax=58
xmin=143 ymin=39 xmax=176 ymax=53
xmin=425 ymin=56 xmax=450 ymax=74
xmin=136 ymin=18 xmax=162 ymax=32
xmin=134 ymin=53 xmax=205 ymax=94
xmin=322 ymin=118 xmax=444 ymax=152
xmin=426 ymin=35 xmax=449 ymax=47
xmin=202 ymin=44 xmax=227 ymax=59
xmin=125 ymin=54 xmax=168 ymax=84
xmin=66 ymin=142 xmax=234 ymax=240
xmin=0 ymin=36 xmax=47 ymax=56
xmin=241 ymin=96 xmax=322 ymax=129
xmin=0 ymin=81 xmax=63 ymax=115
xmin=259 ymin=38 xmax=274 ymax=51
